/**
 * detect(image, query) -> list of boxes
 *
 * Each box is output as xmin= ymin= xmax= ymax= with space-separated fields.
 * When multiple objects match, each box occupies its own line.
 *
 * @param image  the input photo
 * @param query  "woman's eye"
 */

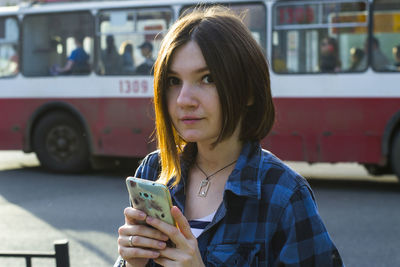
xmin=202 ymin=74 xmax=214 ymax=84
xmin=167 ymin=77 xmax=181 ymax=86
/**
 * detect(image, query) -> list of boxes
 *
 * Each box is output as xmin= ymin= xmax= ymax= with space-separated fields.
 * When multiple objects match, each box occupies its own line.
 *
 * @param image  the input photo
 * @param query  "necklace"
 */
xmin=195 ymin=160 xmax=237 ymax=197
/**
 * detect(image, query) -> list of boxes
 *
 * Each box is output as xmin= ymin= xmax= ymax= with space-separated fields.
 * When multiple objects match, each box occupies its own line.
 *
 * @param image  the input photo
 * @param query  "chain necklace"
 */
xmin=195 ymin=160 xmax=237 ymax=197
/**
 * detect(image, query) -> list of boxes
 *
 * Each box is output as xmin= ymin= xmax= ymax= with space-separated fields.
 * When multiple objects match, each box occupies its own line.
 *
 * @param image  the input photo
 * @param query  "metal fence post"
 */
xmin=54 ymin=240 xmax=69 ymax=267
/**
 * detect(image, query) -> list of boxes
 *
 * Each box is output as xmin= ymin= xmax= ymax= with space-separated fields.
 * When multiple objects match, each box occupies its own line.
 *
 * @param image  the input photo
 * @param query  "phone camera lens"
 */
xmin=161 ymin=213 xmax=165 ymax=218
xmin=143 ymin=193 xmax=149 ymax=198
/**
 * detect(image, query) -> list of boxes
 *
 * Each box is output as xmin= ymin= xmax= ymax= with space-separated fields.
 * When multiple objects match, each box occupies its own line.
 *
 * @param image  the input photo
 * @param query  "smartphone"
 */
xmin=126 ymin=176 xmax=176 ymax=226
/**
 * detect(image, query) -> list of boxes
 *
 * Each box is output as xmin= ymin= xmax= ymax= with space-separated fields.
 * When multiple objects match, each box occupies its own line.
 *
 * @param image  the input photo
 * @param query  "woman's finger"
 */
xmin=145 ymin=214 xmax=189 ymax=249
xmin=119 ymin=245 xmax=160 ymax=260
xmin=119 ymin=235 xmax=166 ymax=250
xmin=124 ymin=207 xmax=146 ymax=224
xmin=118 ymin=224 xmax=169 ymax=241
xmin=158 ymin=246 xmax=187 ymax=261
xmin=171 ymin=206 xmax=195 ymax=240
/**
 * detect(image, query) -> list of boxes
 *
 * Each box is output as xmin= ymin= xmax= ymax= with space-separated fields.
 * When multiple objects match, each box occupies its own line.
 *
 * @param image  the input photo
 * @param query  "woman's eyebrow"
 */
xmin=168 ymin=66 xmax=210 ymax=75
xmin=194 ymin=66 xmax=210 ymax=73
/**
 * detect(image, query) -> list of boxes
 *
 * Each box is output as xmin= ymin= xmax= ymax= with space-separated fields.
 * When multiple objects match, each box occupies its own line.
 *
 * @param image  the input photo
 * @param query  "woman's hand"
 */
xmin=118 ymin=207 xmax=170 ymax=267
xmin=146 ymin=206 xmax=205 ymax=267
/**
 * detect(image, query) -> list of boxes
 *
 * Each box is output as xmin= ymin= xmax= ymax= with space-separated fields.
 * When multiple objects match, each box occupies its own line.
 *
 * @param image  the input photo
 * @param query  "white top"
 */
xmin=189 ymin=212 xmax=216 ymax=238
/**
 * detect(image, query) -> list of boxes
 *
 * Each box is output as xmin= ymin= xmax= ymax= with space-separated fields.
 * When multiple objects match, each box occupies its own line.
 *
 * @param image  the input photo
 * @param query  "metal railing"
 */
xmin=0 ymin=240 xmax=70 ymax=267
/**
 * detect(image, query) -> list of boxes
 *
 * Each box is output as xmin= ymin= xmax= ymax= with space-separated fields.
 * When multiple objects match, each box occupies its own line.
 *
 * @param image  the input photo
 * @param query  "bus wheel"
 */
xmin=33 ymin=112 xmax=90 ymax=172
xmin=363 ymin=164 xmax=391 ymax=176
xmin=391 ymin=131 xmax=400 ymax=181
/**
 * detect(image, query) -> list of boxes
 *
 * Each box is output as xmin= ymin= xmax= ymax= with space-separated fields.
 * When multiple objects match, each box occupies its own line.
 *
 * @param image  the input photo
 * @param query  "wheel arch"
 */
xmin=382 ymin=110 xmax=400 ymax=161
xmin=24 ymin=101 xmax=94 ymax=154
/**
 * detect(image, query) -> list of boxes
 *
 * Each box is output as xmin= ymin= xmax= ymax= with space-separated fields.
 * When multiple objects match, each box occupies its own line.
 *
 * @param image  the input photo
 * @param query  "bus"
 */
xmin=0 ymin=0 xmax=399 ymax=180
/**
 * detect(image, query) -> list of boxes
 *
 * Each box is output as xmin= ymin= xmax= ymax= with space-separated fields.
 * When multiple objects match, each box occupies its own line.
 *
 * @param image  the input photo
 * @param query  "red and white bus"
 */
xmin=0 ymin=0 xmax=399 ymax=180
xmin=266 ymin=0 xmax=400 ymax=180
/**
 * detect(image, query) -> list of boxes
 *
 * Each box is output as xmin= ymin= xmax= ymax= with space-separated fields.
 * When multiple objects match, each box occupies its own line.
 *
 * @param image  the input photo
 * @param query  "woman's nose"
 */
xmin=176 ymin=83 xmax=197 ymax=107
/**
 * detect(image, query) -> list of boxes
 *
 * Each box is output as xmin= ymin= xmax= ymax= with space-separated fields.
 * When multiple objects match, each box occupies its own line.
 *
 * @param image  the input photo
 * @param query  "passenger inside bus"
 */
xmin=8 ymin=44 xmax=19 ymax=75
xmin=393 ymin=45 xmax=400 ymax=71
xmin=319 ymin=37 xmax=341 ymax=73
xmin=135 ymin=41 xmax=155 ymax=75
xmin=272 ymin=47 xmax=287 ymax=73
xmin=349 ymin=47 xmax=365 ymax=72
xmin=120 ymin=41 xmax=135 ymax=75
xmin=0 ymin=44 xmax=18 ymax=77
xmin=55 ymin=35 xmax=90 ymax=75
xmin=360 ymin=37 xmax=390 ymax=71
xmin=101 ymin=35 xmax=122 ymax=75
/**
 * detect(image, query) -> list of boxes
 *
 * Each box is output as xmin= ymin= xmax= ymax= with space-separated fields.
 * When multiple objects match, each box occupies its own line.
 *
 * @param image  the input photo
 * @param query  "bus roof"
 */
xmin=0 ymin=0 xmax=268 ymax=15
xmin=0 ymin=5 xmax=19 ymax=15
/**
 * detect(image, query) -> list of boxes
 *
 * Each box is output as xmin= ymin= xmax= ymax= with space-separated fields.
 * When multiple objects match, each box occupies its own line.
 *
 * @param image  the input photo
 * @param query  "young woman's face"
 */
xmin=166 ymin=41 xmax=222 ymax=145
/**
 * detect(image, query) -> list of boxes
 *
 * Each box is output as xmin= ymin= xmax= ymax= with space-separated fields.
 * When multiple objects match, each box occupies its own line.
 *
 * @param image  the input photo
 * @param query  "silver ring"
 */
xmin=129 ymin=236 xmax=134 ymax=247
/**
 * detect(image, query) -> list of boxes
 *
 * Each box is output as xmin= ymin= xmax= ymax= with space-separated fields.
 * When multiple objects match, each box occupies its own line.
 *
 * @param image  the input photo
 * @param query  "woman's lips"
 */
xmin=181 ymin=117 xmax=202 ymax=124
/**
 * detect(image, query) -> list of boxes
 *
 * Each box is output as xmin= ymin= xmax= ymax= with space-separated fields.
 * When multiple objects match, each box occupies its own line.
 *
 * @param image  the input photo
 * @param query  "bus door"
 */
xmin=269 ymin=0 xmax=370 ymax=163
xmin=94 ymin=7 xmax=173 ymax=156
xmin=0 ymin=15 xmax=20 ymax=149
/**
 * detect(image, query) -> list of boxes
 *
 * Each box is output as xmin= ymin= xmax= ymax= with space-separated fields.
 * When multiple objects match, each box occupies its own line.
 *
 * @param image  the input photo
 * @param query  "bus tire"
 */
xmin=391 ymin=131 xmax=400 ymax=181
xmin=33 ymin=112 xmax=90 ymax=173
xmin=363 ymin=164 xmax=391 ymax=176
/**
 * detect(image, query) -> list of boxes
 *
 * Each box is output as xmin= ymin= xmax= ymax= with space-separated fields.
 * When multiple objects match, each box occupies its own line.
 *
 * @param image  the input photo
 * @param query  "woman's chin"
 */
xmin=181 ymin=135 xmax=200 ymax=143
xmin=178 ymin=130 xmax=219 ymax=144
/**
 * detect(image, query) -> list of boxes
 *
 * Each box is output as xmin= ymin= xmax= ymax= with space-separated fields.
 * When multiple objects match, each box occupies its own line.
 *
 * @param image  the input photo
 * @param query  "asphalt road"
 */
xmin=0 ymin=151 xmax=399 ymax=267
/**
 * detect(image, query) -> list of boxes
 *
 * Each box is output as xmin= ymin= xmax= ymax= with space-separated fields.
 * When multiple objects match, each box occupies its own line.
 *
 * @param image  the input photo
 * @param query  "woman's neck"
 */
xmin=195 ymin=136 xmax=242 ymax=171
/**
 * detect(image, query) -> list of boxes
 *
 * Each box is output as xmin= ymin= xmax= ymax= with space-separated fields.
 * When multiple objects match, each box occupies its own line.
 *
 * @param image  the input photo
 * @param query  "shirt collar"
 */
xmin=170 ymin=141 xmax=263 ymax=211
xmin=224 ymin=141 xmax=263 ymax=200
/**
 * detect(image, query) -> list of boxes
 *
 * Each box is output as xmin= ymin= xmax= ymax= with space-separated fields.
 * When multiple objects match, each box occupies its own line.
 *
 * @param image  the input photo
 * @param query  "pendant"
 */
xmin=198 ymin=179 xmax=210 ymax=197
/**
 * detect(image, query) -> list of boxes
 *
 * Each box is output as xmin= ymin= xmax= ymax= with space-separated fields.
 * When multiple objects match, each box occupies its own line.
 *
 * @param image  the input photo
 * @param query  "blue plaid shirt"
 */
xmin=115 ymin=141 xmax=343 ymax=266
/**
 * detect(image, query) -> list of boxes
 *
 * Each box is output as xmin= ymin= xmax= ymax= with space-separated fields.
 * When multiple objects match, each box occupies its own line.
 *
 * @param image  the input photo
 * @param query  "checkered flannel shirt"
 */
xmin=115 ymin=141 xmax=343 ymax=266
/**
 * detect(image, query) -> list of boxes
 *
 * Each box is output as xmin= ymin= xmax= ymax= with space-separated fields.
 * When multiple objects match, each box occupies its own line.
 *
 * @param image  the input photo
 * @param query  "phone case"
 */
xmin=126 ymin=176 xmax=175 ymax=226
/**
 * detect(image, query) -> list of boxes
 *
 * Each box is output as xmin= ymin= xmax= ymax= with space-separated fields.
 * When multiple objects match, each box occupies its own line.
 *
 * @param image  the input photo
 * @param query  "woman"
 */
xmin=349 ymin=47 xmax=365 ymax=71
xmin=120 ymin=41 xmax=135 ymax=74
xmin=319 ymin=37 xmax=341 ymax=72
xmin=101 ymin=35 xmax=122 ymax=75
xmin=116 ymin=7 xmax=343 ymax=267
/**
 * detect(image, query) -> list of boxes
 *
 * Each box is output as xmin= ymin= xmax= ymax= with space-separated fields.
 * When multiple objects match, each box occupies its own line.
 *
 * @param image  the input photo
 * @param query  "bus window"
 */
xmin=230 ymin=4 xmax=266 ymax=50
xmin=372 ymin=0 xmax=400 ymax=72
xmin=22 ymin=12 xmax=94 ymax=77
xmin=180 ymin=3 xmax=266 ymax=50
xmin=0 ymin=17 xmax=19 ymax=77
xmin=272 ymin=0 xmax=368 ymax=74
xmin=97 ymin=8 xmax=172 ymax=76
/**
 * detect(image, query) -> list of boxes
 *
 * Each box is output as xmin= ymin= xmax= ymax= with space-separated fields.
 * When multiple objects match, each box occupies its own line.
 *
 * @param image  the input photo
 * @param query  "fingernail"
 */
xmin=158 ymin=242 xmax=165 ymax=248
xmin=146 ymin=216 xmax=153 ymax=222
xmin=139 ymin=212 xmax=146 ymax=219
xmin=152 ymin=251 xmax=160 ymax=258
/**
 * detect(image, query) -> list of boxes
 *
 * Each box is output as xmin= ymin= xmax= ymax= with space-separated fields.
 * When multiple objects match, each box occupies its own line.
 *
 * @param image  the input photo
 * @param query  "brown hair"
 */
xmin=153 ymin=6 xmax=274 ymax=186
